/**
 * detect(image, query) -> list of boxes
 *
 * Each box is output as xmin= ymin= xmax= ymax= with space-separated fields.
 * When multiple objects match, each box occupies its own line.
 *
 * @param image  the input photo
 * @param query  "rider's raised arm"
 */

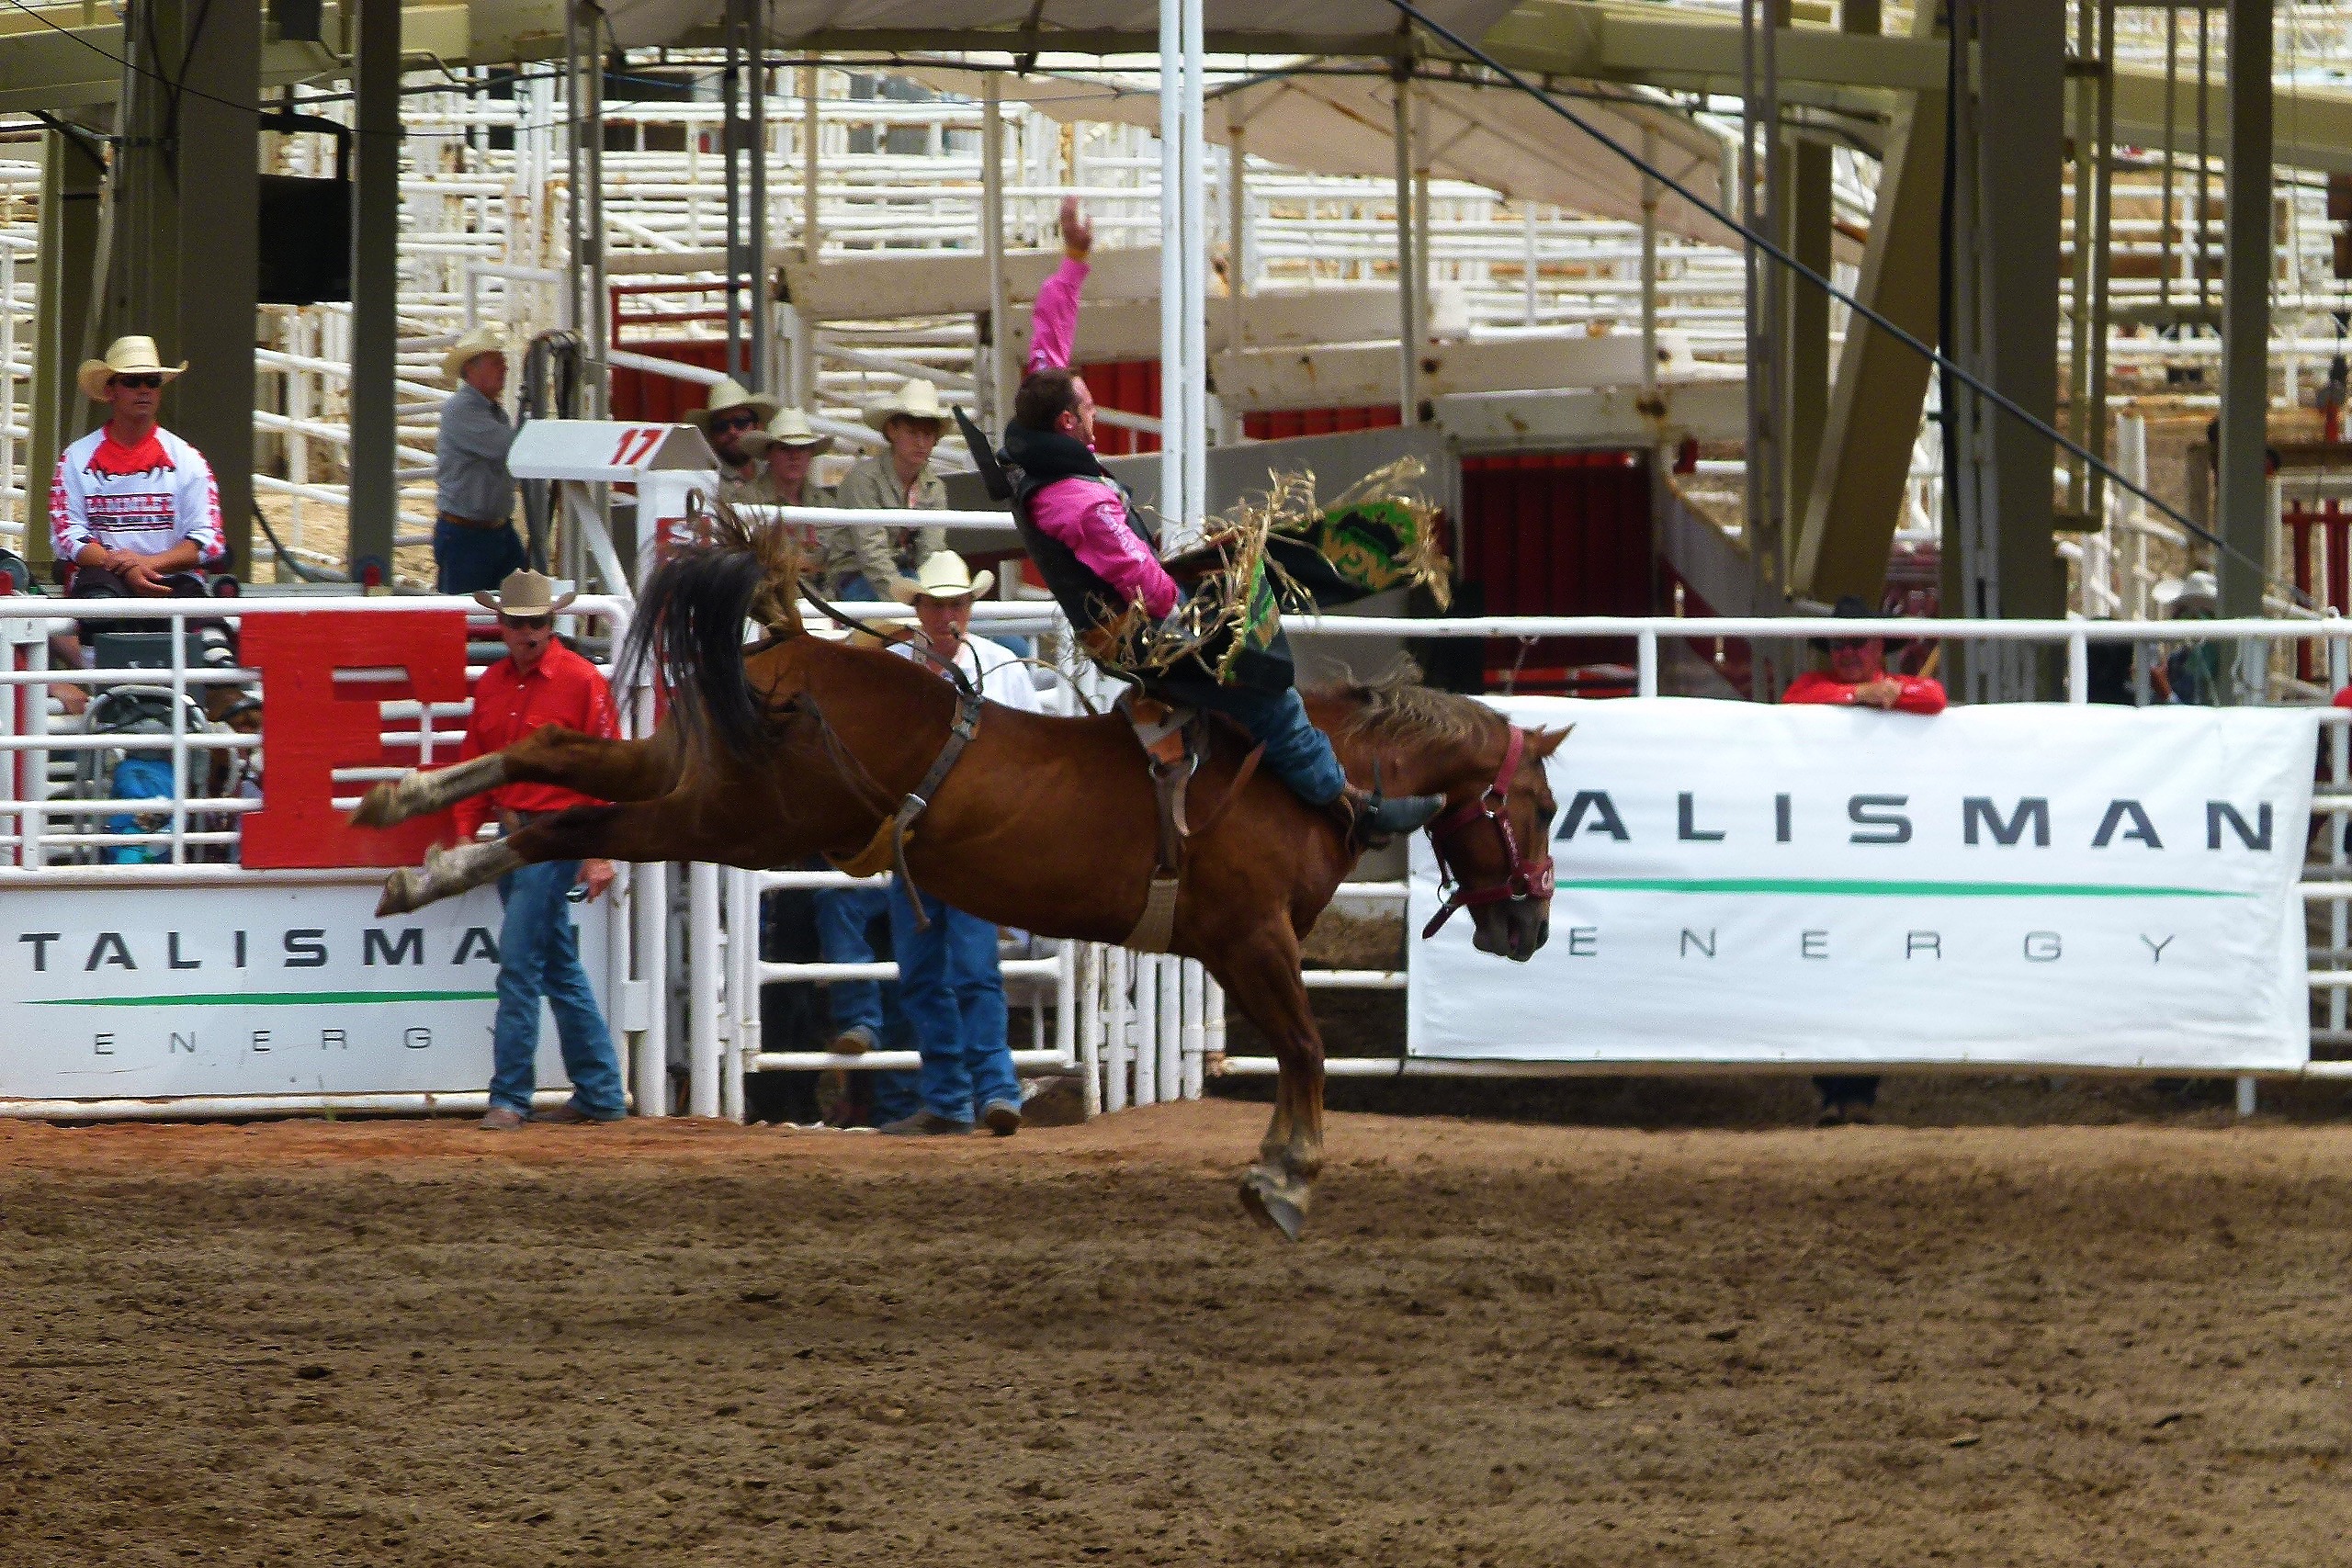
xmin=1029 ymin=197 xmax=1094 ymax=375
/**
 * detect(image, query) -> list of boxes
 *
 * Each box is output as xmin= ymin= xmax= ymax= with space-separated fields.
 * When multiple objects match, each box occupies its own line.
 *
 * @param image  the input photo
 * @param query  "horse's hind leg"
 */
xmin=375 ymin=797 xmax=722 ymax=918
xmin=1212 ymin=923 xmax=1327 ymax=1241
xmin=353 ymin=725 xmax=680 ymax=830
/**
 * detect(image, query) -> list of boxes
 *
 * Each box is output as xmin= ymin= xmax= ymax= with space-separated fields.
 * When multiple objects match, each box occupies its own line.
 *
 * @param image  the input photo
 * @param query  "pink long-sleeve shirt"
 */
xmin=1023 ymin=255 xmax=1179 ymax=618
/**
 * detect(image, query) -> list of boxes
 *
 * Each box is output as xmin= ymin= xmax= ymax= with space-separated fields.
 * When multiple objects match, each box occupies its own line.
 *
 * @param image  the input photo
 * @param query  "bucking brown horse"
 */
xmin=352 ymin=516 xmax=1564 ymax=1237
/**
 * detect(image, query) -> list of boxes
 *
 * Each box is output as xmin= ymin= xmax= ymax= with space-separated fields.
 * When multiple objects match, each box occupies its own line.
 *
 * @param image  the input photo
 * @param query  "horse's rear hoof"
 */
xmin=376 ymin=869 xmax=424 ymax=918
xmin=351 ymin=782 xmax=403 ymax=829
xmin=1238 ymin=1169 xmax=1306 ymax=1242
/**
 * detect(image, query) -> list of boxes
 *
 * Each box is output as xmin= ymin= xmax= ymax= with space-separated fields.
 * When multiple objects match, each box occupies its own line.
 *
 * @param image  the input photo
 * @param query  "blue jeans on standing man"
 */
xmin=885 ymin=885 xmax=1019 ymax=1125
xmin=814 ymin=874 xmax=891 ymax=1044
xmin=489 ymin=857 xmax=627 ymax=1120
xmin=434 ymin=517 xmax=528 ymax=595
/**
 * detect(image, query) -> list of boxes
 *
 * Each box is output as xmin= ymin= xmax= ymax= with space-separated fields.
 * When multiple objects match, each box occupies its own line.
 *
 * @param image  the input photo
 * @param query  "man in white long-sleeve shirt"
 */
xmin=870 ymin=551 xmax=1050 ymax=1136
xmin=51 ymin=335 xmax=223 ymax=601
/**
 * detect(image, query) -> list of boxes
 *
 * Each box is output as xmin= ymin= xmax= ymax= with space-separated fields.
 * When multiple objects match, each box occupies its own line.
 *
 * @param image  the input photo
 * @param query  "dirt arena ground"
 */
xmin=5 ymin=1097 xmax=2351 ymax=1567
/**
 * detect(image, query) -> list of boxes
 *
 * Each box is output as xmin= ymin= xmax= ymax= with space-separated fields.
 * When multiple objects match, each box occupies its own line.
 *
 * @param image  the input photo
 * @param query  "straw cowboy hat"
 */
xmin=78 ymin=335 xmax=186 ymax=401
xmin=741 ymin=405 xmax=834 ymax=458
xmin=471 ymin=568 xmax=577 ymax=617
xmin=682 ymin=375 xmax=781 ymax=432
xmin=906 ymin=549 xmax=995 ymax=604
xmin=862 ymin=376 xmax=954 ymax=433
xmin=441 ymin=323 xmax=510 ymax=384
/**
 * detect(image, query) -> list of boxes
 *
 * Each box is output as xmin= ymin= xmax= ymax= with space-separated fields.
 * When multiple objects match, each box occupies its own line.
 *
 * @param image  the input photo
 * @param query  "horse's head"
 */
xmin=1421 ymin=720 xmax=1566 ymax=963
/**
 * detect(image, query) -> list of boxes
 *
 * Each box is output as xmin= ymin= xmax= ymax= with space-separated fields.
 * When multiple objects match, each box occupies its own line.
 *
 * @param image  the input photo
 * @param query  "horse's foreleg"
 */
xmin=1211 ymin=924 xmax=1327 ymax=1242
xmin=352 ymin=726 xmax=678 ymax=831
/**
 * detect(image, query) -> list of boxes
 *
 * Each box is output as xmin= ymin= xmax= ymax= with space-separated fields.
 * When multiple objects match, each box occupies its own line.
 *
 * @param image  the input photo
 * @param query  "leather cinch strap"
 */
xmin=825 ymin=684 xmax=985 ymax=931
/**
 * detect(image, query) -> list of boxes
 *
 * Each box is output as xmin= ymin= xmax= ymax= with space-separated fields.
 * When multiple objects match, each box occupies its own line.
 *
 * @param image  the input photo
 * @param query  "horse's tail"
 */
xmin=618 ymin=500 xmax=804 ymax=762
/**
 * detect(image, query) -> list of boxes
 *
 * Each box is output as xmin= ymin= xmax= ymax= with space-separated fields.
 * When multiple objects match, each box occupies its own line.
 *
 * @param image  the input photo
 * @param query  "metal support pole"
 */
xmin=1158 ymin=0 xmax=1186 ymax=535
xmin=1226 ymin=109 xmax=1249 ymax=362
xmin=2215 ymin=0 xmax=2272 ymax=626
xmin=1391 ymin=71 xmax=1418 ymax=425
xmin=748 ymin=15 xmax=770 ymax=391
xmin=346 ymin=0 xmax=401 ymax=586
xmin=981 ymin=77 xmax=1010 ymax=425
xmin=582 ymin=6 xmax=609 ymax=419
xmin=797 ymin=56 xmax=821 ymax=406
xmin=1181 ymin=0 xmax=1206 ymax=502
xmin=722 ymin=2 xmax=744 ymax=377
xmin=1639 ymin=130 xmax=1658 ymax=395
xmin=688 ymin=860 xmax=721 ymax=1118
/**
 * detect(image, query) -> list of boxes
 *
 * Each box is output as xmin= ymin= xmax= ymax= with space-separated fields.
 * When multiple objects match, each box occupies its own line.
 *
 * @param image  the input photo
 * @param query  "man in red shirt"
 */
xmin=450 ymin=570 xmax=626 ymax=1129
xmin=1781 ymin=595 xmax=1949 ymax=716
xmin=1781 ymin=595 xmax=1948 ymax=1124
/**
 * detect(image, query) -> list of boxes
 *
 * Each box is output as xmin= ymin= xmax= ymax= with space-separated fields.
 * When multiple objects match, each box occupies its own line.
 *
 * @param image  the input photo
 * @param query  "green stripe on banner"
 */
xmin=31 ymin=990 xmax=499 ymax=1008
xmin=1555 ymin=877 xmax=2236 ymax=898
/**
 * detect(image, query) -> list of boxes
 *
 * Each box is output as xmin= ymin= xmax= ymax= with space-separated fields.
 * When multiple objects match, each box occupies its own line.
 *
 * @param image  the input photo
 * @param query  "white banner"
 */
xmin=0 ymin=878 xmax=613 ymax=1102
xmin=1408 ymin=698 xmax=2318 ymax=1070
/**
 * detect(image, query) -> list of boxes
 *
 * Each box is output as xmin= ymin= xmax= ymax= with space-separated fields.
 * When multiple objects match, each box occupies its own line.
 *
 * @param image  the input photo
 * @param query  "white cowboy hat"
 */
xmin=741 ymin=405 xmax=834 ymax=458
xmin=862 ymin=377 xmax=955 ymax=433
xmin=2153 ymin=570 xmax=2218 ymax=617
xmin=78 ymin=335 xmax=186 ymax=401
xmin=471 ymin=568 xmax=577 ymax=617
xmin=681 ymin=375 xmax=781 ymax=432
xmin=441 ymin=323 xmax=510 ymax=384
xmin=907 ymin=549 xmax=995 ymax=603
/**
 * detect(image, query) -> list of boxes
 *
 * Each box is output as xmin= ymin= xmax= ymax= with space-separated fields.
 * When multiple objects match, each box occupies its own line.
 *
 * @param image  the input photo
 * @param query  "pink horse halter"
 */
xmin=1420 ymin=724 xmax=1556 ymax=939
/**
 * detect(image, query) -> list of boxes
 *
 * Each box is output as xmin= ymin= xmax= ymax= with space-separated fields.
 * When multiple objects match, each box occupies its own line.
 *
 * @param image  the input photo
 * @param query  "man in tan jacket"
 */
xmin=824 ymin=377 xmax=950 ymax=601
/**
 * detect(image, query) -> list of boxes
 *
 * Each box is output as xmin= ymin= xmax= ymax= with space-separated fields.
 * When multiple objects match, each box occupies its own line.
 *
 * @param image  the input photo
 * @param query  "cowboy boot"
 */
xmin=1331 ymin=783 xmax=1445 ymax=851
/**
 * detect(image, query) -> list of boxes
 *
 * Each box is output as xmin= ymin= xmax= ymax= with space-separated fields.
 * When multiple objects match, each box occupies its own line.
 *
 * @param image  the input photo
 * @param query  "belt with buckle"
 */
xmin=438 ymin=511 xmax=511 ymax=532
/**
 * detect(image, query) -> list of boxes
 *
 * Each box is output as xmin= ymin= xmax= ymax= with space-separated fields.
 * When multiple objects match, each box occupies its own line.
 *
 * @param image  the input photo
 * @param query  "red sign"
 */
xmin=241 ymin=611 xmax=471 ymax=868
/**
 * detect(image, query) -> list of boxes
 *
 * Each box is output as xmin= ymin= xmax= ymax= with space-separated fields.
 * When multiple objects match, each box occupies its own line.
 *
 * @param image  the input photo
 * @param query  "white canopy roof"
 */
xmin=906 ymin=63 xmax=1738 ymax=247
xmin=602 ymin=0 xmax=1521 ymax=49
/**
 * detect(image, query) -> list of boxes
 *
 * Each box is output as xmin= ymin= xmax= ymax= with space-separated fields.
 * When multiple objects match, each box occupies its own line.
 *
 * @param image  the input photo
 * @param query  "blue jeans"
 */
xmin=1174 ymin=682 xmax=1347 ymax=807
xmin=490 ymin=858 xmax=626 ymax=1119
xmin=435 ymin=518 xmax=527 ymax=595
xmin=886 ymin=885 xmax=1019 ymax=1124
xmin=815 ymin=878 xmax=891 ymax=1042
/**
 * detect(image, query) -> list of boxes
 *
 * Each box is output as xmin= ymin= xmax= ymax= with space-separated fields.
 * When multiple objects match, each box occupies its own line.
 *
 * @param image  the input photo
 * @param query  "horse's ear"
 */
xmin=1526 ymin=725 xmax=1571 ymax=760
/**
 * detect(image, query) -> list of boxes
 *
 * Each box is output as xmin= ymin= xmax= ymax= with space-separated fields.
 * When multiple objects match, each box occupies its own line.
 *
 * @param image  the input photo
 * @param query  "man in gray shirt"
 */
xmin=435 ymin=325 xmax=528 ymax=593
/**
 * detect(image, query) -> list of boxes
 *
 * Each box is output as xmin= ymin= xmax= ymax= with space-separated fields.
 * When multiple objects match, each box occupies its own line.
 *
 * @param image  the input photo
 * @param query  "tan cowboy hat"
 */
xmin=862 ymin=376 xmax=954 ymax=434
xmin=441 ymin=323 xmax=510 ymax=384
xmin=907 ymin=550 xmax=995 ymax=604
xmin=471 ymin=568 xmax=577 ymax=617
xmin=741 ymin=405 xmax=834 ymax=458
xmin=78 ymin=335 xmax=186 ymax=401
xmin=681 ymin=375 xmax=781 ymax=431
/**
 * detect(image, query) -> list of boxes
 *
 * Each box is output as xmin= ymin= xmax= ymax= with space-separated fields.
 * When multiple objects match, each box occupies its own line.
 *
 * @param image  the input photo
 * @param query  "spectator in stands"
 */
xmin=52 ymin=335 xmax=224 ymax=605
xmin=1782 ymin=594 xmax=1947 ymax=1125
xmin=683 ymin=376 xmax=779 ymax=501
xmin=874 ymin=551 xmax=1049 ymax=1136
xmin=738 ymin=407 xmax=833 ymax=567
xmin=453 ymin=569 xmax=628 ymax=1130
xmin=434 ymin=325 xmax=529 ymax=595
xmin=2153 ymin=570 xmax=2222 ymax=705
xmin=824 ymin=378 xmax=948 ymax=601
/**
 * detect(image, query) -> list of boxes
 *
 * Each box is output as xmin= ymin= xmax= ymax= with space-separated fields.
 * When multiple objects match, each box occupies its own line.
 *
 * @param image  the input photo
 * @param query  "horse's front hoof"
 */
xmin=1238 ymin=1167 xmax=1307 ymax=1242
xmin=350 ymin=780 xmax=407 ymax=829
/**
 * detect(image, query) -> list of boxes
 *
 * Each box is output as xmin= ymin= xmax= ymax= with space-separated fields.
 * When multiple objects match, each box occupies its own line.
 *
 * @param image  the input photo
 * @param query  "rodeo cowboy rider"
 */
xmin=997 ymin=198 xmax=1443 ymax=848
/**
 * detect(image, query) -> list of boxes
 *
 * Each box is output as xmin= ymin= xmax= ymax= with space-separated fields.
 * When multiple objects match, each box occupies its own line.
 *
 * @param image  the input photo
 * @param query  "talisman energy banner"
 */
xmin=0 ymin=877 xmax=611 ymax=1102
xmin=1408 ymin=698 xmax=2320 ymax=1070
